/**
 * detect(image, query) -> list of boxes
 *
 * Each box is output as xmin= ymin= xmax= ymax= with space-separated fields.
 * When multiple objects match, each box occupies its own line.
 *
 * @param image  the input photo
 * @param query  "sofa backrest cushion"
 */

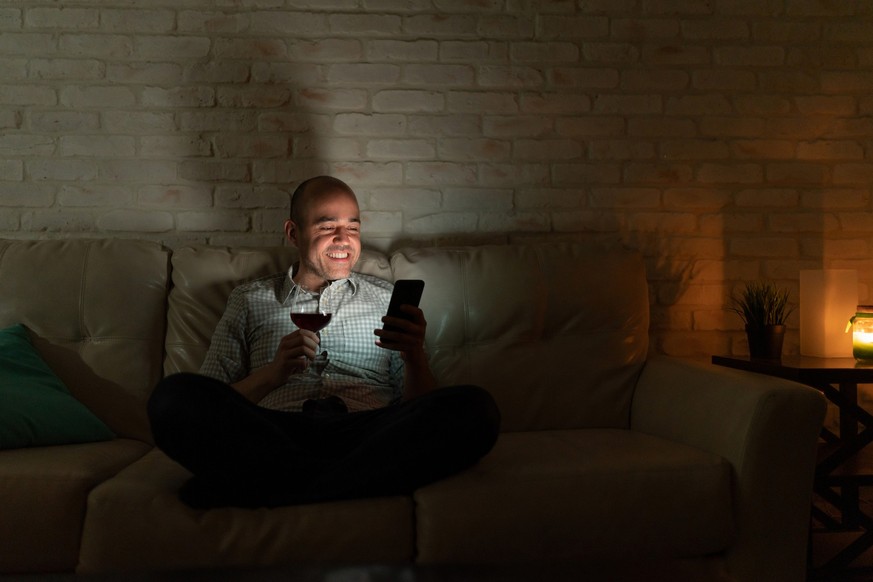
xmin=390 ymin=243 xmax=649 ymax=431
xmin=0 ymin=239 xmax=170 ymax=442
xmin=165 ymin=246 xmax=392 ymax=375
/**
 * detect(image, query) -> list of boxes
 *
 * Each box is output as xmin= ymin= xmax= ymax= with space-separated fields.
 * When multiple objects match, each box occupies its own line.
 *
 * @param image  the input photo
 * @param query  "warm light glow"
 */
xmin=800 ymin=270 xmax=858 ymax=358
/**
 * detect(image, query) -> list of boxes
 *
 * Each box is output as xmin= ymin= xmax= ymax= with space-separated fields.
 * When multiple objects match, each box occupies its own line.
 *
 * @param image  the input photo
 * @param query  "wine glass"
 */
xmin=290 ymin=284 xmax=332 ymax=373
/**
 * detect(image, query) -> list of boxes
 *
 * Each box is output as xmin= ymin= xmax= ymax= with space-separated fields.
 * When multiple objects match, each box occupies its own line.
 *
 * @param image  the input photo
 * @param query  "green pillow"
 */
xmin=0 ymin=324 xmax=114 ymax=449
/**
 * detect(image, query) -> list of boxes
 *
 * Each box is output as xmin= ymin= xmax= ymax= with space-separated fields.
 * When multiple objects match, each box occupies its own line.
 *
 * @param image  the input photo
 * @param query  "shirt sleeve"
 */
xmin=379 ymin=279 xmax=406 ymax=400
xmin=198 ymin=288 xmax=251 ymax=384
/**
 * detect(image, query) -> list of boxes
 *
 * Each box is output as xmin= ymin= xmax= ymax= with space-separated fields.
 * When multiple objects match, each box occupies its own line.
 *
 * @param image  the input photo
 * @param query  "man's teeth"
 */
xmin=327 ymin=252 xmax=349 ymax=259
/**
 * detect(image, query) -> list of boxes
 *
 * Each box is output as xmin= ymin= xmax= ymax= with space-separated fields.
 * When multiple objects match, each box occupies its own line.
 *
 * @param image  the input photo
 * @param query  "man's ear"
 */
xmin=284 ymin=219 xmax=298 ymax=246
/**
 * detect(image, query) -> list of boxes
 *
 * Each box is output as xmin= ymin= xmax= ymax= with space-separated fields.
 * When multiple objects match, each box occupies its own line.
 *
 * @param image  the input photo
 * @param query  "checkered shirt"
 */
xmin=199 ymin=267 xmax=405 ymax=412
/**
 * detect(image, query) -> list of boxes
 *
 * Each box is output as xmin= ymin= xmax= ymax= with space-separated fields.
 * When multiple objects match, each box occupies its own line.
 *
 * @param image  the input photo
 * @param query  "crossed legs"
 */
xmin=147 ymin=373 xmax=500 ymax=508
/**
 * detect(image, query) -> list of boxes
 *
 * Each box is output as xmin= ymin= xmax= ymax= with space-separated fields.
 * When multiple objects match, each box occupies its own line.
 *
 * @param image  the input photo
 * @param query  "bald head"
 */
xmin=290 ymin=176 xmax=356 ymax=225
xmin=284 ymin=175 xmax=362 ymax=289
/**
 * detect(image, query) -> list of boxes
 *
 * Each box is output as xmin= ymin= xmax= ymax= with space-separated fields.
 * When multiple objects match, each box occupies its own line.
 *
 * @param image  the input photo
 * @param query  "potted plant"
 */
xmin=729 ymin=281 xmax=795 ymax=359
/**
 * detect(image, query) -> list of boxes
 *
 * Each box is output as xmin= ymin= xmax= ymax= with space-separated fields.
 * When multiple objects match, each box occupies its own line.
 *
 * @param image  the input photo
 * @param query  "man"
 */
xmin=148 ymin=176 xmax=500 ymax=508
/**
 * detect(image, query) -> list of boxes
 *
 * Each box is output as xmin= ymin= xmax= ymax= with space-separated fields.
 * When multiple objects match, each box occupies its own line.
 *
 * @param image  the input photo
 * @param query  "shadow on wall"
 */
xmin=207 ymin=28 xmax=714 ymax=366
xmin=155 ymin=19 xmax=326 ymax=248
xmin=584 ymin=227 xmax=697 ymax=359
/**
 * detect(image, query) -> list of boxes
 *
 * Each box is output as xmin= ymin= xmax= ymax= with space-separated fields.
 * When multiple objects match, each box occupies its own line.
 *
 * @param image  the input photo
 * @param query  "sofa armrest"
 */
xmin=631 ymin=356 xmax=826 ymax=582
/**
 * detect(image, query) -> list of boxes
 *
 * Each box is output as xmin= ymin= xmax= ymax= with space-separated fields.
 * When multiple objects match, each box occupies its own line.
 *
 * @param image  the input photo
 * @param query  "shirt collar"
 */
xmin=278 ymin=264 xmax=358 ymax=303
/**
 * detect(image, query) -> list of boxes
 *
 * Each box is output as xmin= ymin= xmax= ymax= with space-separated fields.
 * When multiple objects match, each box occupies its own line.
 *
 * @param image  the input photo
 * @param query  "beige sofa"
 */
xmin=0 ymin=238 xmax=825 ymax=581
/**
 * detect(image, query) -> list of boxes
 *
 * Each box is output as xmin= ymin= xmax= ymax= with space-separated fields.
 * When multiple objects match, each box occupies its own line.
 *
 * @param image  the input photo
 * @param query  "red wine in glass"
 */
xmin=291 ymin=312 xmax=332 ymax=332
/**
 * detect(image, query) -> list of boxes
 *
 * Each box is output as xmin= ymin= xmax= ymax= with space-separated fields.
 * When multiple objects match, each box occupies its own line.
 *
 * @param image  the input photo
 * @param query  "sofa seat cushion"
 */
xmin=0 ymin=439 xmax=149 ymax=573
xmin=77 ymin=448 xmax=415 ymax=574
xmin=414 ymin=429 xmax=734 ymax=564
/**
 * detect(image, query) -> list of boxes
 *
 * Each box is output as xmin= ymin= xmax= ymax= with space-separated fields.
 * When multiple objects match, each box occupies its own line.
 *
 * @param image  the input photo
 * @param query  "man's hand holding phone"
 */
xmin=376 ymin=279 xmax=437 ymax=398
xmin=375 ymin=279 xmax=425 ymax=356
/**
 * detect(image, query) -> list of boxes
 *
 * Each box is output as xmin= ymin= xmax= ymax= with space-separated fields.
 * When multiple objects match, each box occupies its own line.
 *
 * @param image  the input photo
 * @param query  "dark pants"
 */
xmin=147 ymin=373 xmax=501 ymax=509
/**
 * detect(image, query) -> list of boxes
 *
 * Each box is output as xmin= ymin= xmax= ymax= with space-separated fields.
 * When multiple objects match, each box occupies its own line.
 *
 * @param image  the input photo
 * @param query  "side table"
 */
xmin=712 ymin=355 xmax=873 ymax=572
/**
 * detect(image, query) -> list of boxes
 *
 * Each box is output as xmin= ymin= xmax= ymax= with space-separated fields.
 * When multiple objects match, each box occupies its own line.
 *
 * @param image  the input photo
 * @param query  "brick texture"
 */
xmin=2 ymin=2 xmax=872 ymax=358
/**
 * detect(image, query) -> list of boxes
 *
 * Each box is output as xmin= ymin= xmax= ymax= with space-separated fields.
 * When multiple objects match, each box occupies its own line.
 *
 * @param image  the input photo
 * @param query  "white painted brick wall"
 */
xmin=1 ymin=1 xmax=873 ymax=358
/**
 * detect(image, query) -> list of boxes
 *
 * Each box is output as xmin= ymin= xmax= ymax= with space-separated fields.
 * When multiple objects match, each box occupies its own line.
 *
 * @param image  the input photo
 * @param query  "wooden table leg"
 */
xmin=840 ymin=382 xmax=860 ymax=528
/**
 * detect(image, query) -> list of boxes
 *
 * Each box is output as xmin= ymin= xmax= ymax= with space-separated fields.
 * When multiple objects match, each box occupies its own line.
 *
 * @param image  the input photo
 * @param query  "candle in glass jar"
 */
xmin=850 ymin=306 xmax=873 ymax=361
xmin=854 ymin=333 xmax=873 ymax=360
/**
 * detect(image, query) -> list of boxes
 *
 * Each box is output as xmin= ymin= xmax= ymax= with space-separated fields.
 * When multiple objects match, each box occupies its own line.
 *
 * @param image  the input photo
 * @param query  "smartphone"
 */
xmin=384 ymin=279 xmax=425 ymax=330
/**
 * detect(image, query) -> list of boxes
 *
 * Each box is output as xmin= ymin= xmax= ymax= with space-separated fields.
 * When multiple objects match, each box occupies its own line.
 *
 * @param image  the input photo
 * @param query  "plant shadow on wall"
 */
xmin=608 ymin=230 xmax=696 ymax=357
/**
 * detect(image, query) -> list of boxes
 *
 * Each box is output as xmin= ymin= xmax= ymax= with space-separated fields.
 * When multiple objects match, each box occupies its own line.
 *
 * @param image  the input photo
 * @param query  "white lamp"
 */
xmin=799 ymin=269 xmax=857 ymax=358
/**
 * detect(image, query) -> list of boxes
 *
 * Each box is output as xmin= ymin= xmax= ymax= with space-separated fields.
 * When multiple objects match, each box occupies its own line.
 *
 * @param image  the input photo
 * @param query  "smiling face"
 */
xmin=284 ymin=181 xmax=361 ymax=291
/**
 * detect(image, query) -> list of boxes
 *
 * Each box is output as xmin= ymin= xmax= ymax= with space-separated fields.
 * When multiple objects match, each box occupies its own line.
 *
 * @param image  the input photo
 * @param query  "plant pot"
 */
xmin=746 ymin=324 xmax=786 ymax=360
